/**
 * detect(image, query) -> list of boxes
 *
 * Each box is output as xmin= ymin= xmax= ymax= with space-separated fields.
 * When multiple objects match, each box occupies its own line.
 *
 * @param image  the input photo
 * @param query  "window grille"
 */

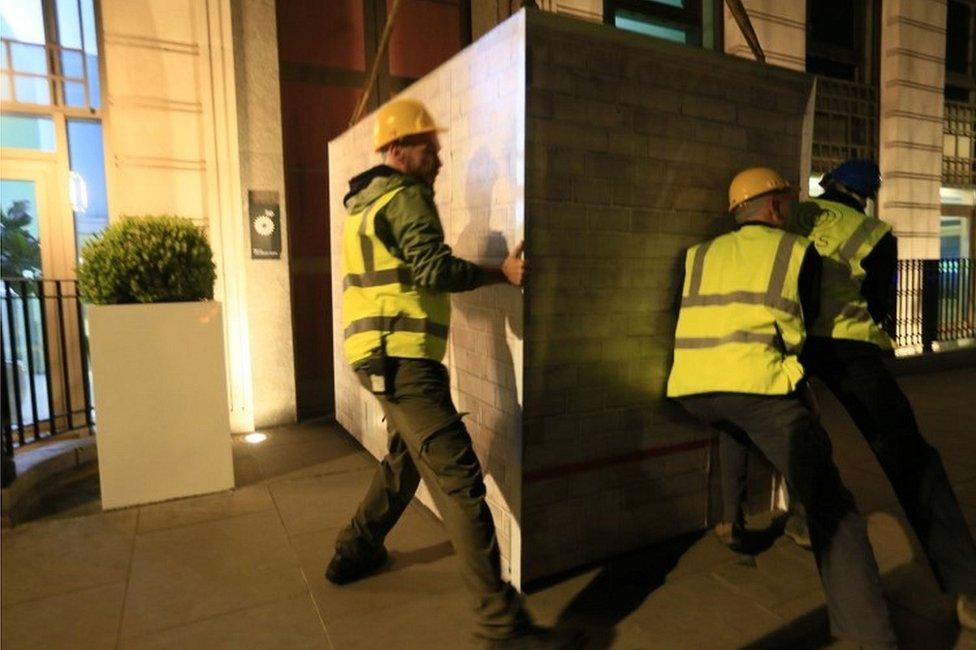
xmin=943 ymin=101 xmax=976 ymax=187
xmin=811 ymin=76 xmax=879 ymax=175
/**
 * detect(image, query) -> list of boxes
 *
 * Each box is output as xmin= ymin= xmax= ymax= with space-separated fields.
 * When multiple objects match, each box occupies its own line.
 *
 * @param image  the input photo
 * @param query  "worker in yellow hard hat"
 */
xmin=328 ymin=98 xmax=583 ymax=649
xmin=694 ymin=169 xmax=812 ymax=550
xmin=711 ymin=168 xmax=813 ymax=551
xmin=666 ymin=167 xmax=897 ymax=648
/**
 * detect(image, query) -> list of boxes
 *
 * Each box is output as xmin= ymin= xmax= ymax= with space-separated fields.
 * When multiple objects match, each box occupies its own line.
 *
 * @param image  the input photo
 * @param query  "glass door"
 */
xmin=1 ymin=157 xmax=86 ymax=440
xmin=1 ymin=157 xmax=75 ymax=275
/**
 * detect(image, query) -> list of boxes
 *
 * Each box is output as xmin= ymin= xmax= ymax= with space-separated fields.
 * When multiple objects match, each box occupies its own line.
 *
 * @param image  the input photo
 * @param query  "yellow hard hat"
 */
xmin=727 ymin=167 xmax=791 ymax=212
xmin=373 ymin=99 xmax=444 ymax=152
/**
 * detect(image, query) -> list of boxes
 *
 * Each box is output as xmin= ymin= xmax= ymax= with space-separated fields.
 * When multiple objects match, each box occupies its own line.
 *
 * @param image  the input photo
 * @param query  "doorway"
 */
xmin=1 ymin=0 xmax=105 ymax=444
xmin=1 ymin=142 xmax=95 ymax=443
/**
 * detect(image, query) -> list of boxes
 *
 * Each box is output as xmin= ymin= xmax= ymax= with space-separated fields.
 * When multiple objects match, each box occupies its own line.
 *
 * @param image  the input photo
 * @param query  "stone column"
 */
xmin=100 ymin=0 xmax=297 ymax=432
xmin=879 ymin=0 xmax=947 ymax=259
xmin=724 ymin=0 xmax=806 ymax=71
xmin=231 ymin=0 xmax=298 ymax=428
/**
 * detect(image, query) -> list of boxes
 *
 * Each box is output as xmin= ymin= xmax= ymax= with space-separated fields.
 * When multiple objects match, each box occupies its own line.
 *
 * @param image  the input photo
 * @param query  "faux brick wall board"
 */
xmin=519 ymin=11 xmax=814 ymax=583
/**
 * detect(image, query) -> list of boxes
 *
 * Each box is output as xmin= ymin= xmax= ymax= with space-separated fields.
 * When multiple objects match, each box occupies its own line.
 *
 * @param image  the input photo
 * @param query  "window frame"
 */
xmin=604 ymin=0 xmax=713 ymax=49
xmin=945 ymin=0 xmax=976 ymax=103
xmin=805 ymin=0 xmax=880 ymax=86
xmin=0 ymin=0 xmax=100 ymax=115
xmin=943 ymin=100 xmax=976 ymax=187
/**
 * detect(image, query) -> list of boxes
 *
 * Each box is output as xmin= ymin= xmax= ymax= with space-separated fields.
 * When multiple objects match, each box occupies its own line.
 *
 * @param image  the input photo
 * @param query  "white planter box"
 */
xmin=89 ymin=302 xmax=234 ymax=509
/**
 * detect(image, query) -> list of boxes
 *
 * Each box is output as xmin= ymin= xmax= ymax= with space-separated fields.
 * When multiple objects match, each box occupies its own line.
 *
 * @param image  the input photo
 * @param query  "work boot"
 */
xmin=783 ymin=512 xmax=812 ymax=550
xmin=484 ymin=625 xmax=587 ymax=650
xmin=325 ymin=544 xmax=388 ymax=585
xmin=714 ymin=522 xmax=745 ymax=552
xmin=959 ymin=593 xmax=976 ymax=630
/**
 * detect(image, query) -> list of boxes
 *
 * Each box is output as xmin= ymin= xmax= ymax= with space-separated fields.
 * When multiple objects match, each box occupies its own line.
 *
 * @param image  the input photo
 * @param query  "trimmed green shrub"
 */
xmin=78 ymin=216 xmax=216 ymax=304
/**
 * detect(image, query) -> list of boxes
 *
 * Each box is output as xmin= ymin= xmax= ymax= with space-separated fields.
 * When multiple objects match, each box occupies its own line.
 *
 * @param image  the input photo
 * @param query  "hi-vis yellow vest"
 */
xmin=666 ymin=226 xmax=811 ymax=398
xmin=799 ymin=199 xmax=892 ymax=348
xmin=341 ymin=187 xmax=450 ymax=365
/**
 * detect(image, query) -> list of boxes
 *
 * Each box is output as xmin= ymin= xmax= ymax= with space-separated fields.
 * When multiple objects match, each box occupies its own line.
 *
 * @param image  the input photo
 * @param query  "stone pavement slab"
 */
xmin=1 ymin=509 xmax=136 ymax=607
xmin=608 ymin=572 xmax=787 ymax=649
xmin=120 ymin=510 xmax=307 ymax=639
xmin=2 ymin=371 xmax=975 ymax=649
xmin=323 ymin=591 xmax=480 ymax=650
xmin=231 ymin=419 xmax=376 ymax=486
xmin=710 ymin=540 xmax=820 ymax=612
xmin=0 ymin=582 xmax=125 ymax=650
xmin=136 ymin=484 xmax=276 ymax=534
xmin=119 ymin=594 xmax=328 ymax=650
xmin=267 ymin=469 xmax=375 ymax=536
xmin=289 ymin=508 xmax=460 ymax=625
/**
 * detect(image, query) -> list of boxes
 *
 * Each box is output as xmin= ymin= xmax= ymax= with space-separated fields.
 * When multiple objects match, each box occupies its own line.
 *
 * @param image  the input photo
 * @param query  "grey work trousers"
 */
xmin=335 ymin=358 xmax=527 ymax=640
xmin=678 ymin=392 xmax=896 ymax=647
xmin=719 ymin=431 xmax=751 ymax=525
xmin=803 ymin=337 xmax=976 ymax=595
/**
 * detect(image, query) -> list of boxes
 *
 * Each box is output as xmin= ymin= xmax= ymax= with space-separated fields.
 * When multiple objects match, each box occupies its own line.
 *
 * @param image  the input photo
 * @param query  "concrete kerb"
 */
xmin=0 ymin=437 xmax=98 ymax=528
xmin=888 ymin=345 xmax=976 ymax=376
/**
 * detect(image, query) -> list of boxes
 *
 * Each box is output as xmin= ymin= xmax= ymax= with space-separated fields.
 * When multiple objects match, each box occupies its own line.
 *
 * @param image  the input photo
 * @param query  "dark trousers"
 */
xmin=719 ymin=385 xmax=821 ymax=524
xmin=719 ymin=432 xmax=750 ymax=525
xmin=679 ymin=392 xmax=896 ymax=646
xmin=336 ymin=358 xmax=527 ymax=639
xmin=802 ymin=337 xmax=976 ymax=595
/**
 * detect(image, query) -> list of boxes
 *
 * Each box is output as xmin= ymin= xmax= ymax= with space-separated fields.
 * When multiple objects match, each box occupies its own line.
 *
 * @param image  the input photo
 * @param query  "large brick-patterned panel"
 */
xmin=329 ymin=9 xmax=814 ymax=588
xmin=520 ymin=11 xmax=813 ymax=583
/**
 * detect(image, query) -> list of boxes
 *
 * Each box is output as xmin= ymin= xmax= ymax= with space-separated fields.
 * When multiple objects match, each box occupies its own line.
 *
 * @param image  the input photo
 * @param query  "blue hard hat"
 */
xmin=821 ymin=159 xmax=882 ymax=198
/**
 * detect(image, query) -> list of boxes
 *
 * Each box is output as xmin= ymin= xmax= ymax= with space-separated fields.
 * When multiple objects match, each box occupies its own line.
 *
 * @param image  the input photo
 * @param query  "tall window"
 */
xmin=604 ymin=0 xmax=722 ymax=50
xmin=946 ymin=0 xmax=976 ymax=102
xmin=806 ymin=0 xmax=878 ymax=84
xmin=0 ymin=0 xmax=107 ymax=262
xmin=1 ymin=0 xmax=100 ymax=110
xmin=807 ymin=0 xmax=880 ymax=175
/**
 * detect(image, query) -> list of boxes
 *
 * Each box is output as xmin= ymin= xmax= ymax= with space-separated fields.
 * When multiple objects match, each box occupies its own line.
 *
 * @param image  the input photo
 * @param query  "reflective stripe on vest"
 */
xmin=678 ymin=233 xmax=803 ymax=319
xmin=341 ymin=186 xmax=450 ymax=365
xmin=344 ymin=316 xmax=449 ymax=339
xmin=673 ymin=331 xmax=779 ymax=349
xmin=801 ymin=199 xmax=892 ymax=348
xmin=666 ymin=226 xmax=810 ymax=398
xmin=342 ymin=267 xmax=414 ymax=290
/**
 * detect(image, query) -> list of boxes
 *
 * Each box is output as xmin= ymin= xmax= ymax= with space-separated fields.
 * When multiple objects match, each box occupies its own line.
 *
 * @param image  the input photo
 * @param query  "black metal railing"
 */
xmin=1 ymin=278 xmax=94 ymax=456
xmin=893 ymin=259 xmax=976 ymax=350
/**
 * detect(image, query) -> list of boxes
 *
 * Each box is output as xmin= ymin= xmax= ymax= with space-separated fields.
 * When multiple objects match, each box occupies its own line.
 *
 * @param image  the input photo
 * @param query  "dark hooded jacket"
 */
xmin=344 ymin=165 xmax=484 ymax=292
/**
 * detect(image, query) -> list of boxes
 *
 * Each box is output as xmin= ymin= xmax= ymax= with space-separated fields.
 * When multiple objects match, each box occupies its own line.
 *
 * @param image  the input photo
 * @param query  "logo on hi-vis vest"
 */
xmin=812 ymin=207 xmax=842 ymax=254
